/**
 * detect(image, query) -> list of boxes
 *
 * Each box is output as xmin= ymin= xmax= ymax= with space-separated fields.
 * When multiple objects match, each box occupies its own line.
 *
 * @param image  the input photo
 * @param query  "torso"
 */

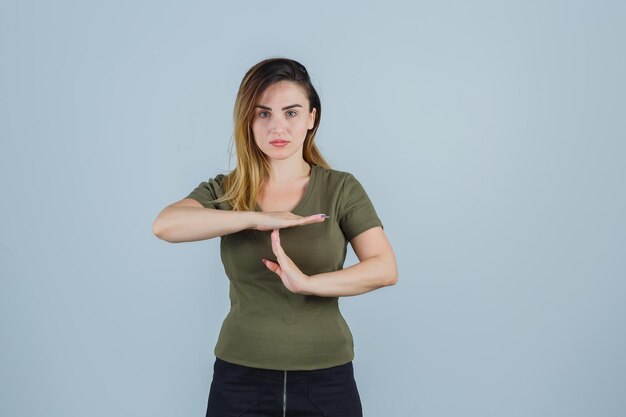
xmin=256 ymin=168 xmax=312 ymax=213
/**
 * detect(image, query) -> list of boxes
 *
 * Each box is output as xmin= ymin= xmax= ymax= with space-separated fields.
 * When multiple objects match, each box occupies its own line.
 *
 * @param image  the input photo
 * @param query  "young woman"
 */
xmin=152 ymin=57 xmax=398 ymax=417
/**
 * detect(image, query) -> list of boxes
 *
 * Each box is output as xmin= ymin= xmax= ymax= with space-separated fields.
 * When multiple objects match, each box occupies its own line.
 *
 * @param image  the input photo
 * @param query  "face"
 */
xmin=251 ymin=80 xmax=316 ymax=161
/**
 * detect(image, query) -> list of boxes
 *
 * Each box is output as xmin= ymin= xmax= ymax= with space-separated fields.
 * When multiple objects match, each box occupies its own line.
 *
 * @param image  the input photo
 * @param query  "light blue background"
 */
xmin=1 ymin=1 xmax=624 ymax=416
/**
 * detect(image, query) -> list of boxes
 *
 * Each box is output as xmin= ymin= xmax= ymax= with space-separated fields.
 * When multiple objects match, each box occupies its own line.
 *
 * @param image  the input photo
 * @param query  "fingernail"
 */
xmin=317 ymin=213 xmax=329 ymax=218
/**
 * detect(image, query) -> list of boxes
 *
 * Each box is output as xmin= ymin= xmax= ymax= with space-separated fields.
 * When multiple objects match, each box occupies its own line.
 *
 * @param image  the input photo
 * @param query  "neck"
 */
xmin=266 ymin=160 xmax=311 ymax=185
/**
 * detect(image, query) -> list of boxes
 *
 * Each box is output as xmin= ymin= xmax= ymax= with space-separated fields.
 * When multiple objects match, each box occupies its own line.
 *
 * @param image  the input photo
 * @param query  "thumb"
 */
xmin=261 ymin=258 xmax=280 ymax=273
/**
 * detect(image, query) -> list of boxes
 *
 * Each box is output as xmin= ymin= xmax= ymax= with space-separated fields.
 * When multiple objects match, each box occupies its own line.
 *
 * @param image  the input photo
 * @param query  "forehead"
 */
xmin=258 ymin=81 xmax=307 ymax=103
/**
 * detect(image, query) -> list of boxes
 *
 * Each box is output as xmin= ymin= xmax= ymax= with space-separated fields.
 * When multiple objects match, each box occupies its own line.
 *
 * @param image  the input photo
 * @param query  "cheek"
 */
xmin=295 ymin=119 xmax=310 ymax=132
xmin=251 ymin=123 xmax=263 ymax=139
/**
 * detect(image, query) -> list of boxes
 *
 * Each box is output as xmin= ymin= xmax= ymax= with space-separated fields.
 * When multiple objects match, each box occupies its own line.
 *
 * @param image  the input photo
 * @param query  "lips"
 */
xmin=270 ymin=140 xmax=289 ymax=144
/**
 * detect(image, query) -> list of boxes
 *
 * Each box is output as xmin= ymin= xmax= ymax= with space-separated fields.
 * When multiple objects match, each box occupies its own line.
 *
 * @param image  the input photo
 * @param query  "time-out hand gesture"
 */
xmin=261 ymin=228 xmax=311 ymax=294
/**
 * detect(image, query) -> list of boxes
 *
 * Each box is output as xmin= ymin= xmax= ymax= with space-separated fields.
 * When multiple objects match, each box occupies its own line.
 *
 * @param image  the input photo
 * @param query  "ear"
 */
xmin=308 ymin=107 xmax=316 ymax=129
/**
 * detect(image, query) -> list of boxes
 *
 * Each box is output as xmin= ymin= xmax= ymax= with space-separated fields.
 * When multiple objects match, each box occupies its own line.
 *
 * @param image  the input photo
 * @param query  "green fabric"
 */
xmin=185 ymin=164 xmax=383 ymax=370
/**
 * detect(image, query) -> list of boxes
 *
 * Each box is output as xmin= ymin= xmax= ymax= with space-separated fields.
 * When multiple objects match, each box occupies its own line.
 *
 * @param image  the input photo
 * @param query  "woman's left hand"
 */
xmin=262 ymin=228 xmax=310 ymax=294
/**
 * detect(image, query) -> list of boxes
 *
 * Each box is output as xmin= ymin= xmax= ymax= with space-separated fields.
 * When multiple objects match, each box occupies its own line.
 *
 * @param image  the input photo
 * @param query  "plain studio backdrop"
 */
xmin=1 ymin=1 xmax=624 ymax=416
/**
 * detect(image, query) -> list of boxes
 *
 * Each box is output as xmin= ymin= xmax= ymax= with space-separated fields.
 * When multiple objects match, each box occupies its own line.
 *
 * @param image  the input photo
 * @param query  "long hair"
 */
xmin=213 ymin=57 xmax=331 ymax=211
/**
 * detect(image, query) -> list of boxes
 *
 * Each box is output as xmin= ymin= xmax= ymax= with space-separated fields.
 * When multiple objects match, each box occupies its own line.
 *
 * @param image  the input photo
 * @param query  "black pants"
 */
xmin=206 ymin=357 xmax=363 ymax=417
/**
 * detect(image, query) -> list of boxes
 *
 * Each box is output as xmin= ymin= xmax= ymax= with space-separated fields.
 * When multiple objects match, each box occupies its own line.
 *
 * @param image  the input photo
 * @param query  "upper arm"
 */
xmin=337 ymin=173 xmax=384 ymax=241
xmin=350 ymin=226 xmax=398 ymax=284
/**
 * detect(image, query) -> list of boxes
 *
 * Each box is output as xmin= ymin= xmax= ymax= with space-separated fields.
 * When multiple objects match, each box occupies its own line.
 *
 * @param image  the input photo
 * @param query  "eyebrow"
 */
xmin=255 ymin=104 xmax=303 ymax=111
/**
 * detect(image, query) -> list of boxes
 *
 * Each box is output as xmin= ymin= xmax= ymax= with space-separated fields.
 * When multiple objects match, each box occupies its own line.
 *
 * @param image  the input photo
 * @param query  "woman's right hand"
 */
xmin=251 ymin=212 xmax=329 ymax=232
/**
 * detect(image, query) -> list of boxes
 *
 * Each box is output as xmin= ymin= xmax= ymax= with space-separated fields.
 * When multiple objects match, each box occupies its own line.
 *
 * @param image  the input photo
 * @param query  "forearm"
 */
xmin=153 ymin=206 xmax=255 ymax=243
xmin=301 ymin=255 xmax=398 ymax=297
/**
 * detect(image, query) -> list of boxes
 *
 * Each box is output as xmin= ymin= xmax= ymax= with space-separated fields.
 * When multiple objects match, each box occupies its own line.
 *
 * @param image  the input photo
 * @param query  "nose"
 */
xmin=269 ymin=116 xmax=288 ymax=132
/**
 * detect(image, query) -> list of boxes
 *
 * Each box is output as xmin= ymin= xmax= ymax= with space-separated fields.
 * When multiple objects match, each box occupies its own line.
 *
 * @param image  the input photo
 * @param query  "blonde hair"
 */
xmin=213 ymin=57 xmax=331 ymax=211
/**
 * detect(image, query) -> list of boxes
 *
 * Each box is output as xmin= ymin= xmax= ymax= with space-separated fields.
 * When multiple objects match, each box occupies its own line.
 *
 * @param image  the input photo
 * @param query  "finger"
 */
xmin=262 ymin=258 xmax=281 ymax=274
xmin=271 ymin=229 xmax=284 ymax=258
xmin=270 ymin=229 xmax=281 ymax=256
xmin=271 ymin=229 xmax=291 ymax=266
xmin=306 ymin=214 xmax=330 ymax=223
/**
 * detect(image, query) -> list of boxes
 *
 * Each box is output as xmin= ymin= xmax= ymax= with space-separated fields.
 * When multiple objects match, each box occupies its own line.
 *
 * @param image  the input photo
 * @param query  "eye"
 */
xmin=258 ymin=111 xmax=269 ymax=118
xmin=287 ymin=111 xmax=297 ymax=117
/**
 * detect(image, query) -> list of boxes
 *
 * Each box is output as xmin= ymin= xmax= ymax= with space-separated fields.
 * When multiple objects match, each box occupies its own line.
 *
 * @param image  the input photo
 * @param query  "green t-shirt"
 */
xmin=185 ymin=164 xmax=384 ymax=370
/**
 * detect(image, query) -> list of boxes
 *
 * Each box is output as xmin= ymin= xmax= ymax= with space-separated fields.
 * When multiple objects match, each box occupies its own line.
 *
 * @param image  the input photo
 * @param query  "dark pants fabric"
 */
xmin=206 ymin=357 xmax=363 ymax=417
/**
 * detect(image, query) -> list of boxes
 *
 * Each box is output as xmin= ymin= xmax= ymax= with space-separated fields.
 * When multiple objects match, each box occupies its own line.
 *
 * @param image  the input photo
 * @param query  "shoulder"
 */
xmin=185 ymin=172 xmax=231 ymax=209
xmin=317 ymin=166 xmax=378 ymax=210
xmin=212 ymin=173 xmax=228 ymax=188
xmin=196 ymin=173 xmax=228 ymax=196
xmin=314 ymin=165 xmax=355 ymax=189
xmin=315 ymin=166 xmax=370 ymax=201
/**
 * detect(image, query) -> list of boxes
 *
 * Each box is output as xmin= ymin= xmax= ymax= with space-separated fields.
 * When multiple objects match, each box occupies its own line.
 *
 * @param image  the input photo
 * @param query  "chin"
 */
xmin=268 ymin=153 xmax=293 ymax=160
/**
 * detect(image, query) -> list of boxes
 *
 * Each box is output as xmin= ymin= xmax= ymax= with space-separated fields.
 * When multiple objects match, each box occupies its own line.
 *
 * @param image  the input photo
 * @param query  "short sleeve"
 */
xmin=338 ymin=173 xmax=384 ymax=241
xmin=184 ymin=173 xmax=229 ymax=209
